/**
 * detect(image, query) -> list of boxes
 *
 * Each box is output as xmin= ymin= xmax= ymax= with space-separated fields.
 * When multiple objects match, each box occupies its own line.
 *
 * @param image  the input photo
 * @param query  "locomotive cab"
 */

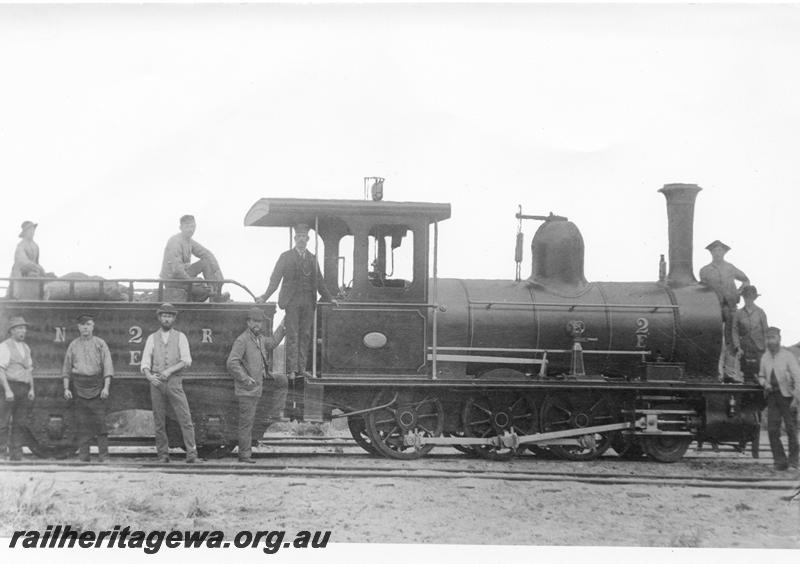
xmin=244 ymin=197 xmax=451 ymax=380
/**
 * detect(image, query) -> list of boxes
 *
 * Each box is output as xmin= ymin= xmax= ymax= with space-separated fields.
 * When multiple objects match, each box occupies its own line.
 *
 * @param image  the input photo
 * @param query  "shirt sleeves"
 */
xmin=178 ymin=332 xmax=192 ymax=367
xmin=61 ymin=341 xmax=75 ymax=379
xmin=163 ymin=236 xmax=190 ymax=279
xmin=0 ymin=342 xmax=10 ymax=370
xmin=140 ymin=334 xmax=155 ymax=372
xmin=190 ymin=239 xmax=220 ymax=272
xmin=100 ymin=339 xmax=114 ymax=378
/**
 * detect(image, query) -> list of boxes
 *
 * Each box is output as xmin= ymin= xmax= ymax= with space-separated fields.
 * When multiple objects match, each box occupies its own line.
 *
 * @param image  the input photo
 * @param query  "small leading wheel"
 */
xmin=462 ymin=393 xmax=538 ymax=461
xmin=540 ymin=392 xmax=617 ymax=461
xmin=365 ymin=390 xmax=444 ymax=460
xmin=641 ymin=436 xmax=692 ymax=463
xmin=610 ymin=433 xmax=646 ymax=459
xmin=347 ymin=415 xmax=378 ymax=455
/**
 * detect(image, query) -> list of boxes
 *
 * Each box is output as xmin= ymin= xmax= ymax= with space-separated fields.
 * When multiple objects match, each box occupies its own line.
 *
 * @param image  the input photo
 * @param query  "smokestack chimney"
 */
xmin=658 ymin=183 xmax=702 ymax=287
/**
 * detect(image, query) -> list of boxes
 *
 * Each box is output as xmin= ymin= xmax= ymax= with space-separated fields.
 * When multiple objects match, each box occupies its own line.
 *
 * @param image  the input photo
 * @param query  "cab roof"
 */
xmin=244 ymin=198 xmax=452 ymax=228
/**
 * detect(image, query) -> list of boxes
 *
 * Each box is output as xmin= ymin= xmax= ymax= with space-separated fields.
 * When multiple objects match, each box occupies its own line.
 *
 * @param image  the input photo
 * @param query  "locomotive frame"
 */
xmin=0 ymin=183 xmax=764 ymax=463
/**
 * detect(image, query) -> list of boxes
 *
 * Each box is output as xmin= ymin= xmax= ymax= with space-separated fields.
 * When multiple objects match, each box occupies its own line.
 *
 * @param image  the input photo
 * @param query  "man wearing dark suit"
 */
xmin=226 ymin=308 xmax=286 ymax=463
xmin=259 ymin=224 xmax=333 ymax=379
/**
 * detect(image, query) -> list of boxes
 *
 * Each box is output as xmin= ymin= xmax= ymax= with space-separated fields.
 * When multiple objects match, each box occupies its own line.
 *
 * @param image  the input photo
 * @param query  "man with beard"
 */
xmin=758 ymin=327 xmax=800 ymax=471
xmin=0 ymin=316 xmax=35 ymax=461
xmin=140 ymin=303 xmax=197 ymax=463
xmin=259 ymin=224 xmax=334 ymax=380
xmin=226 ymin=308 xmax=287 ymax=463
xmin=62 ymin=314 xmax=114 ymax=463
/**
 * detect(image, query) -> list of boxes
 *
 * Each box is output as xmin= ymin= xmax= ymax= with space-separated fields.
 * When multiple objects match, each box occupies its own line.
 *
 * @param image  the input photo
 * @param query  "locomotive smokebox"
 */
xmin=659 ymin=183 xmax=702 ymax=287
xmin=527 ymin=217 xmax=588 ymax=294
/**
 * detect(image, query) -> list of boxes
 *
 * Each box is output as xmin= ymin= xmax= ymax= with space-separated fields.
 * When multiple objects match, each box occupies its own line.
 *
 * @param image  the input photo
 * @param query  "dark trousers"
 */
xmin=740 ymin=353 xmax=762 ymax=383
xmin=150 ymin=376 xmax=196 ymax=457
xmin=766 ymin=392 xmax=799 ymax=467
xmin=237 ymin=395 xmax=259 ymax=459
xmin=75 ymin=396 xmax=108 ymax=456
xmin=284 ymin=303 xmax=314 ymax=373
xmin=165 ymin=260 xmax=223 ymax=302
xmin=0 ymin=381 xmax=31 ymax=456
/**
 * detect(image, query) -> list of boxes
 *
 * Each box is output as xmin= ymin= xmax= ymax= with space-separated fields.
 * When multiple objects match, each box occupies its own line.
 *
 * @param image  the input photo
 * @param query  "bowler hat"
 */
xmin=18 ymin=221 xmax=37 ymax=238
xmin=7 ymin=316 xmax=28 ymax=331
xmin=705 ymin=240 xmax=731 ymax=252
xmin=294 ymin=223 xmax=310 ymax=234
xmin=246 ymin=307 xmax=266 ymax=321
xmin=156 ymin=303 xmax=178 ymax=315
xmin=740 ymin=285 xmax=760 ymax=298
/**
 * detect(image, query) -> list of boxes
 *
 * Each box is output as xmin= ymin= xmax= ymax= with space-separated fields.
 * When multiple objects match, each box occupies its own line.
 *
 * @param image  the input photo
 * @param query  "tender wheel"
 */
xmin=26 ymin=440 xmax=78 ymax=460
xmin=462 ymin=393 xmax=538 ymax=461
xmin=197 ymin=443 xmax=235 ymax=459
xmin=25 ymin=429 xmax=77 ymax=459
xmin=347 ymin=416 xmax=378 ymax=455
xmin=540 ymin=393 xmax=617 ymax=461
xmin=365 ymin=390 xmax=444 ymax=460
xmin=641 ymin=436 xmax=691 ymax=463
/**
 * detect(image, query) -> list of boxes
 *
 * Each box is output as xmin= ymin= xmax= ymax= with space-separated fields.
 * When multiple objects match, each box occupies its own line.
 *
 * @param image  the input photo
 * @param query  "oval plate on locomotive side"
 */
xmin=363 ymin=331 xmax=388 ymax=349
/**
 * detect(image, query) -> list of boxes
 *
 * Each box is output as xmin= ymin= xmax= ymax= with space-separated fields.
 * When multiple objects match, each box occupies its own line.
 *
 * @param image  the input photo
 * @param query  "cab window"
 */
xmin=366 ymin=225 xmax=414 ymax=289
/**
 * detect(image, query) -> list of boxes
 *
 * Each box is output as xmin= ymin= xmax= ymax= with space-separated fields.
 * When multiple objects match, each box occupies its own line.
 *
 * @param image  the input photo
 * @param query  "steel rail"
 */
xmin=0 ymin=460 xmax=793 ymax=491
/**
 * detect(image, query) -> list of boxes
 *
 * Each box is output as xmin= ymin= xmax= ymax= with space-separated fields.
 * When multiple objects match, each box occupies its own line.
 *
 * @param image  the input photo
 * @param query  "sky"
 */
xmin=2 ymin=4 xmax=800 ymax=341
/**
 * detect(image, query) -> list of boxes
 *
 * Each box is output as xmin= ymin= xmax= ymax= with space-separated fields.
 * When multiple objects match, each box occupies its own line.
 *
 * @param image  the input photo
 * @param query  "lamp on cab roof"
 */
xmin=364 ymin=177 xmax=384 ymax=201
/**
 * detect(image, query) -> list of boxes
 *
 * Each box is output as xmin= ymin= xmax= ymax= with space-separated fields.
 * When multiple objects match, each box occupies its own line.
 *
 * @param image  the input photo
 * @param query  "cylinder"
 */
xmin=658 ymin=183 xmax=702 ymax=287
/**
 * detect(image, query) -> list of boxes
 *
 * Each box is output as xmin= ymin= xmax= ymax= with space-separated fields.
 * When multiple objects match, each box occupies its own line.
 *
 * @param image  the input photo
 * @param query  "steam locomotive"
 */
xmin=0 ymin=183 xmax=763 ymax=462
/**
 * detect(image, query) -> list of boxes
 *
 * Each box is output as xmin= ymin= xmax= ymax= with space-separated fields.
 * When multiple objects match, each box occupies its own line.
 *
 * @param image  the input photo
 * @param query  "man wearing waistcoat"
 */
xmin=0 ymin=316 xmax=35 ymax=461
xmin=226 ymin=308 xmax=287 ymax=463
xmin=62 ymin=313 xmax=114 ymax=463
xmin=758 ymin=327 xmax=800 ymax=471
xmin=140 ymin=303 xmax=198 ymax=463
xmin=259 ymin=224 xmax=334 ymax=380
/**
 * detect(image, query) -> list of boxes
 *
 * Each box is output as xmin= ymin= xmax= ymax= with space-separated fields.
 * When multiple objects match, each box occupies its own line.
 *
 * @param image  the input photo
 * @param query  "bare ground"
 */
xmin=1 ymin=450 xmax=799 ymax=548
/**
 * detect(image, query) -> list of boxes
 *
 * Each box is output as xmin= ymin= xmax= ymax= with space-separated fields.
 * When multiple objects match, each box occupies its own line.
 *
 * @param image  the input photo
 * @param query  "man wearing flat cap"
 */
xmin=259 ymin=224 xmax=334 ymax=380
xmin=0 ymin=316 xmax=35 ymax=460
xmin=758 ymin=327 xmax=800 ymax=470
xmin=140 ymin=303 xmax=198 ymax=463
xmin=226 ymin=308 xmax=287 ymax=463
xmin=732 ymin=285 xmax=768 ymax=383
xmin=10 ymin=221 xmax=47 ymax=279
xmin=699 ymin=240 xmax=750 ymax=378
xmin=62 ymin=313 xmax=114 ymax=463
xmin=160 ymin=215 xmax=227 ymax=302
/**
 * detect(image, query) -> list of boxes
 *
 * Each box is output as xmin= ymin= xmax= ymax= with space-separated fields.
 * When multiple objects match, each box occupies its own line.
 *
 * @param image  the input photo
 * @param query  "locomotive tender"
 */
xmin=0 ymin=183 xmax=763 ymax=462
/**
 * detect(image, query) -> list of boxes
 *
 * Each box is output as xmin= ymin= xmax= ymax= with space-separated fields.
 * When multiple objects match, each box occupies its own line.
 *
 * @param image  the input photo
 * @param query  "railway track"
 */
xmin=1 ymin=448 xmax=796 ymax=493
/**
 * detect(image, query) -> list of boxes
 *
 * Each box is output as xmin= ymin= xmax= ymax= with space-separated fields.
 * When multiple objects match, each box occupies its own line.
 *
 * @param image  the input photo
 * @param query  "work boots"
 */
xmin=97 ymin=435 xmax=109 ymax=463
xmin=78 ymin=443 xmax=90 ymax=463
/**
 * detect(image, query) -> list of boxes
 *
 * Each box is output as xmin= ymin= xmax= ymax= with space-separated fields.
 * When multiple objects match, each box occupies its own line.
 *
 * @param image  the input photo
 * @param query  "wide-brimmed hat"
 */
xmin=705 ymin=240 xmax=731 ymax=252
xmin=246 ymin=307 xmax=267 ymax=321
xmin=7 ymin=316 xmax=28 ymax=331
xmin=18 ymin=221 xmax=37 ymax=238
xmin=156 ymin=303 xmax=178 ymax=315
xmin=740 ymin=285 xmax=760 ymax=298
